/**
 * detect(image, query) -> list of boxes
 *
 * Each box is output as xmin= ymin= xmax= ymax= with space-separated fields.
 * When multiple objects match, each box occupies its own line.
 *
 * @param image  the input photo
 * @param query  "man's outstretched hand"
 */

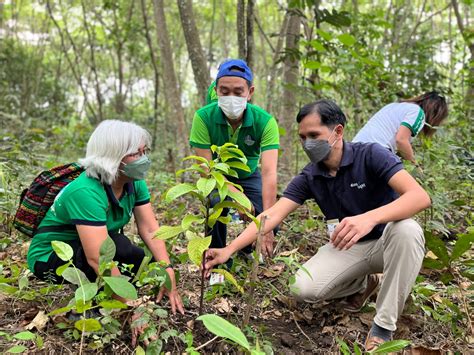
xmin=204 ymin=247 xmax=233 ymax=277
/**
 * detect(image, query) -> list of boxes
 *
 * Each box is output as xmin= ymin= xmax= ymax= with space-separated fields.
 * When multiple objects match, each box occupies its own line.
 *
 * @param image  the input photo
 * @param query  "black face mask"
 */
xmin=302 ymin=129 xmax=337 ymax=164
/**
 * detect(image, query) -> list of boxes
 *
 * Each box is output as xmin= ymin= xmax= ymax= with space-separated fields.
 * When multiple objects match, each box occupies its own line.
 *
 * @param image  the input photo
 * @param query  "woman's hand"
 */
xmin=156 ymin=268 xmax=185 ymax=315
xmin=131 ymin=309 xmax=157 ymax=348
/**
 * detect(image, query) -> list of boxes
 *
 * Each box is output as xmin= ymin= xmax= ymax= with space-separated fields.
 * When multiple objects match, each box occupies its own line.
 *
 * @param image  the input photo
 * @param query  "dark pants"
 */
xmin=34 ymin=232 xmax=146 ymax=284
xmin=209 ymin=170 xmax=277 ymax=253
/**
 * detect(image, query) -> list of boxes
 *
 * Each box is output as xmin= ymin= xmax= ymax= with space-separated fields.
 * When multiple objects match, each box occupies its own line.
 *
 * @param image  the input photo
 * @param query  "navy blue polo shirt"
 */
xmin=283 ymin=142 xmax=403 ymax=241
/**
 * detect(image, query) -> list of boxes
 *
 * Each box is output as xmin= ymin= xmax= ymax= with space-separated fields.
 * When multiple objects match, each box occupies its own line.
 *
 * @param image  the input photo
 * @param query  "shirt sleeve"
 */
xmin=134 ymin=180 xmax=151 ymax=206
xmin=367 ymin=143 xmax=404 ymax=184
xmin=189 ymin=113 xmax=212 ymax=149
xmin=401 ymin=107 xmax=425 ymax=137
xmin=282 ymin=172 xmax=311 ymax=205
xmin=260 ymin=117 xmax=280 ymax=152
xmin=64 ymin=189 xmax=107 ymax=226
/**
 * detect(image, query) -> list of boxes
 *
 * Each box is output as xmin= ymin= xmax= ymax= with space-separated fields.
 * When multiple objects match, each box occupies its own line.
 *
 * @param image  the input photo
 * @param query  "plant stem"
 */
xmin=242 ymin=215 xmax=267 ymax=327
xmin=199 ymin=197 xmax=211 ymax=315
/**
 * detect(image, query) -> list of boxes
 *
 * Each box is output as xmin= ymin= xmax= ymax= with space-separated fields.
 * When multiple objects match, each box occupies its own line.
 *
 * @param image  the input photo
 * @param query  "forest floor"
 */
xmin=0 ymin=205 xmax=472 ymax=354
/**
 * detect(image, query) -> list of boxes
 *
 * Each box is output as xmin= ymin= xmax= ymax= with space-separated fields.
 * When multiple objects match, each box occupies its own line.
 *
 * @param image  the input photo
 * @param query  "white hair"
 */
xmin=79 ymin=120 xmax=151 ymax=185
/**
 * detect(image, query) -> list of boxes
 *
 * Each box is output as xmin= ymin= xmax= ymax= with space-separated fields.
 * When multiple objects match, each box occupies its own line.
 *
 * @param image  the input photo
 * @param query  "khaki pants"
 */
xmin=292 ymin=219 xmax=425 ymax=331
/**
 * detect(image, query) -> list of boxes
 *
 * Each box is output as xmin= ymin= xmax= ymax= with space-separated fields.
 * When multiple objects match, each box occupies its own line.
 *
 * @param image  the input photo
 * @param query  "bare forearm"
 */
xmin=366 ymin=189 xmax=430 ymax=225
xmin=262 ymin=172 xmax=277 ymax=211
xmin=396 ymin=140 xmax=415 ymax=163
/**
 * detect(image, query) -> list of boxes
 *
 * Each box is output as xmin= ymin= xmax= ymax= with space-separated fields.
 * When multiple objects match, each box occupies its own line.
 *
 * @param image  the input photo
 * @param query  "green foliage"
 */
xmin=157 ymin=143 xmax=254 ymax=273
xmin=197 ymin=314 xmax=250 ymax=350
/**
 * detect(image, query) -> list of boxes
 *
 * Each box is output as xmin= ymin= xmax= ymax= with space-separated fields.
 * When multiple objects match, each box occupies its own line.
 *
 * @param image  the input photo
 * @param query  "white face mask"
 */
xmin=218 ymin=95 xmax=248 ymax=121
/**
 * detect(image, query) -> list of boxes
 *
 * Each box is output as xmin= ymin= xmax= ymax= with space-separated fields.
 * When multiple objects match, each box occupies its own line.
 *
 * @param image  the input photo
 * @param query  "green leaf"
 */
xmin=61 ymin=267 xmax=90 ymax=286
xmin=0 ymin=283 xmax=18 ymax=295
xmin=226 ymin=161 xmax=250 ymax=172
xmin=155 ymin=225 xmax=183 ymax=240
xmin=99 ymin=236 xmax=116 ymax=264
xmin=336 ymin=337 xmax=351 ymax=355
xmin=423 ymin=258 xmax=446 ymax=269
xmin=55 ymin=261 xmax=72 ymax=276
xmin=450 ymin=232 xmax=474 ymax=262
xmin=197 ymin=177 xmax=217 ymax=197
xmin=103 ymin=276 xmax=137 ymax=300
xmin=304 ymin=60 xmax=322 ymax=70
xmin=75 ymin=283 xmax=98 ymax=302
xmin=197 ymin=314 xmax=250 ymax=350
xmin=13 ymin=331 xmax=36 ymax=340
xmin=182 ymin=155 xmax=209 ymax=164
xmin=228 ymin=189 xmax=252 ymax=211
xmin=135 ymin=345 xmax=146 ymax=355
xmin=212 ymin=269 xmax=244 ymax=293
xmin=309 ymin=40 xmax=325 ymax=52
xmin=211 ymin=171 xmax=225 ymax=187
xmin=165 ymin=183 xmax=195 ymax=202
xmin=316 ymin=28 xmax=333 ymax=40
xmin=218 ymin=182 xmax=229 ymax=203
xmin=188 ymin=236 xmax=212 ymax=266
xmin=74 ymin=318 xmax=102 ymax=332
xmin=214 ymin=163 xmax=229 ymax=174
xmin=48 ymin=305 xmax=74 ymax=316
xmin=181 ymin=214 xmax=204 ymax=230
xmin=99 ymin=299 xmax=128 ymax=309
xmin=51 ymin=241 xmax=73 ymax=261
xmin=424 ymin=232 xmax=450 ymax=267
xmin=373 ymin=339 xmax=410 ymax=353
xmin=6 ymin=345 xmax=27 ymax=353
xmin=208 ymin=208 xmax=224 ymax=228
xmin=337 ymin=33 xmax=356 ymax=46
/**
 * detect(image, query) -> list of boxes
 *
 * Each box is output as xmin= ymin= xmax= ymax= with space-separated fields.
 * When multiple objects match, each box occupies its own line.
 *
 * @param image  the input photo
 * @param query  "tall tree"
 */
xmin=279 ymin=9 xmax=301 ymax=177
xmin=246 ymin=0 xmax=255 ymax=68
xmin=237 ymin=0 xmax=246 ymax=59
xmin=452 ymin=0 xmax=473 ymax=114
xmin=153 ymin=0 xmax=190 ymax=158
xmin=177 ymin=0 xmax=210 ymax=106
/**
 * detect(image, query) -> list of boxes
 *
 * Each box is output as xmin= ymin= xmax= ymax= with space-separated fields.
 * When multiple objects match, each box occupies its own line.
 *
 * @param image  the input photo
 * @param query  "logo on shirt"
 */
xmin=350 ymin=182 xmax=366 ymax=189
xmin=244 ymin=135 xmax=255 ymax=146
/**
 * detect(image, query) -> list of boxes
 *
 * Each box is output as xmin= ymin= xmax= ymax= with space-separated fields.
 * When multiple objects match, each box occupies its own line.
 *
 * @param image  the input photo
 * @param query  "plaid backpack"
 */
xmin=13 ymin=163 xmax=84 ymax=237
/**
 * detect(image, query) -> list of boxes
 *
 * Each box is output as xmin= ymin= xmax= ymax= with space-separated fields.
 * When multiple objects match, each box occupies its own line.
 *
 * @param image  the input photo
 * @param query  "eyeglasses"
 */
xmin=126 ymin=147 xmax=150 ymax=159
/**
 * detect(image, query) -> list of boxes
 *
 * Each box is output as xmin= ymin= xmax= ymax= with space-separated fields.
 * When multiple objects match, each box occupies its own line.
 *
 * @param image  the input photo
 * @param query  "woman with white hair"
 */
xmin=27 ymin=120 xmax=184 ymax=318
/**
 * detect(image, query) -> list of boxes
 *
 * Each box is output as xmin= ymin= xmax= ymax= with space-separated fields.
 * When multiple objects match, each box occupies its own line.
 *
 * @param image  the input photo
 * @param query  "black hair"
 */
xmin=296 ymin=99 xmax=346 ymax=127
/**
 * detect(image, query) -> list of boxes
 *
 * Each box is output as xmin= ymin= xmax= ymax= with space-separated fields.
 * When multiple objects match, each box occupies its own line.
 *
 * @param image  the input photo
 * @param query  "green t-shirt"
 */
xmin=206 ymin=81 xmax=218 ymax=104
xmin=189 ymin=102 xmax=279 ymax=179
xmin=27 ymin=172 xmax=150 ymax=271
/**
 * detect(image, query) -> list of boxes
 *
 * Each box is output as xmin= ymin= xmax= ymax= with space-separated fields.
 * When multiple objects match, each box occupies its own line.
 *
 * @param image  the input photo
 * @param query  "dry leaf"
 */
xmin=25 ymin=311 xmax=49 ymax=330
xmin=278 ymin=248 xmax=299 ymax=257
xmin=262 ymin=264 xmax=285 ymax=278
xmin=302 ymin=309 xmax=313 ymax=322
xmin=186 ymin=319 xmax=194 ymax=330
xmin=214 ymin=298 xmax=231 ymax=313
xmin=273 ymin=310 xmax=282 ymax=317
xmin=321 ymin=325 xmax=334 ymax=334
xmin=425 ymin=251 xmax=438 ymax=259
xmin=407 ymin=345 xmax=442 ymax=355
xmin=358 ymin=312 xmax=373 ymax=327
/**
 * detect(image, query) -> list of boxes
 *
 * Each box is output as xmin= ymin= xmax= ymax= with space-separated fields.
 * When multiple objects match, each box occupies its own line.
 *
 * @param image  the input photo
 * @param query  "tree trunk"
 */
xmin=452 ymin=0 xmax=474 ymax=114
xmin=177 ymin=0 xmax=210 ymax=106
xmin=266 ymin=12 xmax=289 ymax=114
xmin=246 ymin=0 xmax=255 ymax=69
xmin=237 ymin=0 xmax=246 ymax=59
xmin=153 ymin=0 xmax=190 ymax=158
xmin=140 ymin=0 xmax=161 ymax=149
xmin=279 ymin=10 xmax=301 ymax=178
xmin=207 ymin=0 xmax=217 ymax=69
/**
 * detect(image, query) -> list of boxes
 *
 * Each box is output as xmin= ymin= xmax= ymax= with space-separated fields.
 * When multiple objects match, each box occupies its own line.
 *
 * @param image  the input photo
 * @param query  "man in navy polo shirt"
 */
xmin=203 ymin=99 xmax=431 ymax=351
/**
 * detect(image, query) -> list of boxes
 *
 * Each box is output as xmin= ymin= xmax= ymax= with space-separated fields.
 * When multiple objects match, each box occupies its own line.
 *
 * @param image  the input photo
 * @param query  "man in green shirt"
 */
xmin=189 ymin=59 xmax=279 ymax=257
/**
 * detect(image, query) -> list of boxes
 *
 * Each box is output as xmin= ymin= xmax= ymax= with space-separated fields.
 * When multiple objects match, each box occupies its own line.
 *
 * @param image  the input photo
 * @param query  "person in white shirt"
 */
xmin=353 ymin=92 xmax=448 ymax=164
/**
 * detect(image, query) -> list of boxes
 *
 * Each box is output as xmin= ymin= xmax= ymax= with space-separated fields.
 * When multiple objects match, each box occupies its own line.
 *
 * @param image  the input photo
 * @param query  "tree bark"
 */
xmin=279 ymin=10 xmax=301 ymax=178
xmin=153 ymin=0 xmax=190 ymax=158
xmin=177 ymin=0 xmax=210 ymax=106
xmin=246 ymin=0 xmax=255 ymax=68
xmin=140 ymin=0 xmax=161 ymax=149
xmin=452 ymin=0 xmax=474 ymax=113
xmin=265 ymin=12 xmax=289 ymax=114
xmin=237 ymin=0 xmax=246 ymax=59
